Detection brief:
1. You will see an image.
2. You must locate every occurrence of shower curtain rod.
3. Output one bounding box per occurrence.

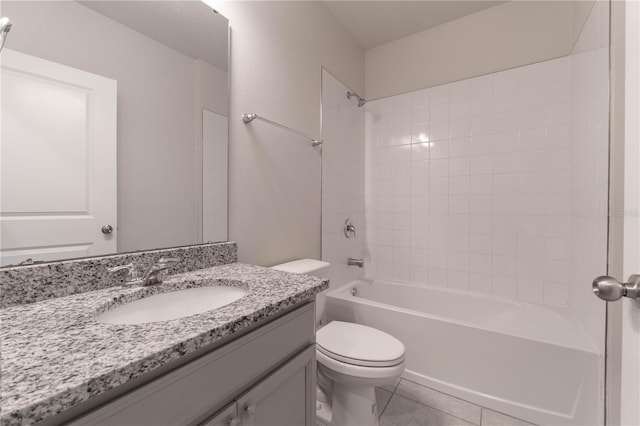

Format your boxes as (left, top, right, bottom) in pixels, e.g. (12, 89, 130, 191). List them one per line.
(241, 113, 323, 147)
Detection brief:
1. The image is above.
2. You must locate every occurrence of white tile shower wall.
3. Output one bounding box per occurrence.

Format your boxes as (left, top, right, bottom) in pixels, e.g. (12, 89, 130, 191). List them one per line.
(568, 0, 609, 352)
(322, 69, 366, 289)
(365, 57, 574, 306)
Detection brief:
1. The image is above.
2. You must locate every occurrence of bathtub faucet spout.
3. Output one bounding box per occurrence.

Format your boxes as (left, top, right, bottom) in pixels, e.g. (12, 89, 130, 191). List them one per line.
(348, 258, 364, 268)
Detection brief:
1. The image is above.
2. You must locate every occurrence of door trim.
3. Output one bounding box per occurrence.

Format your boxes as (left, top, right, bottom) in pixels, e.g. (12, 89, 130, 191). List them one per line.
(606, 0, 625, 424)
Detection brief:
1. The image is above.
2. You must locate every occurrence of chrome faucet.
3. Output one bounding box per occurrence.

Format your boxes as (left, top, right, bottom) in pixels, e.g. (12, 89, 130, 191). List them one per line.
(141, 258, 179, 285)
(108, 258, 179, 286)
(107, 263, 142, 286)
(348, 258, 364, 268)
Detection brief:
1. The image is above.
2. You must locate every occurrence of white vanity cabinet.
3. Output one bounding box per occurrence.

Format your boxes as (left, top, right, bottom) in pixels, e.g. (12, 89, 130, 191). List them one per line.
(64, 303, 316, 426)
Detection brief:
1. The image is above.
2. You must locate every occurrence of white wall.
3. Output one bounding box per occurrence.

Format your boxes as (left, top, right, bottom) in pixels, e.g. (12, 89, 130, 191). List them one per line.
(209, 1, 365, 266)
(195, 60, 230, 241)
(3, 1, 228, 253)
(568, 0, 610, 354)
(202, 111, 229, 243)
(198, 60, 229, 117)
(365, 0, 594, 100)
(320, 69, 365, 317)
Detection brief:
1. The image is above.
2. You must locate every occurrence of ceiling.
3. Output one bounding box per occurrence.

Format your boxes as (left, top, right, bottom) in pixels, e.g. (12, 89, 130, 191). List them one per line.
(323, 1, 507, 50)
(80, 1, 229, 70)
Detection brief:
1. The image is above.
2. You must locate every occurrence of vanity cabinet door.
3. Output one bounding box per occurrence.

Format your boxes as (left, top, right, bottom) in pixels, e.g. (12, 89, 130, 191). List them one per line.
(237, 345, 315, 426)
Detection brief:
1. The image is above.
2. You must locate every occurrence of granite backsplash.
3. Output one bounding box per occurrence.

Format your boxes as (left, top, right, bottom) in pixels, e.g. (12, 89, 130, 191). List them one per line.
(0, 242, 237, 308)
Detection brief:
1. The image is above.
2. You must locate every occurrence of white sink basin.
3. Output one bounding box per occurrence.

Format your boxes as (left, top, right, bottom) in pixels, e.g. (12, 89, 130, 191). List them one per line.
(97, 286, 248, 325)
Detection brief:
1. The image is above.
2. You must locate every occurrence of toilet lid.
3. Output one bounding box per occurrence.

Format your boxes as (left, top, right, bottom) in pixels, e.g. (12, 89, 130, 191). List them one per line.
(316, 321, 405, 367)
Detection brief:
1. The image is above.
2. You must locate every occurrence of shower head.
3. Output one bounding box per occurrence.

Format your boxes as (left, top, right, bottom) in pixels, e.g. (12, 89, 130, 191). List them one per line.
(0, 17, 12, 34)
(346, 91, 366, 107)
(0, 17, 12, 53)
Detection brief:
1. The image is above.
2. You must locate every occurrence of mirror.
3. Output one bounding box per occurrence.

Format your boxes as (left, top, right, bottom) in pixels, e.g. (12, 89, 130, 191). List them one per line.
(0, 1, 229, 267)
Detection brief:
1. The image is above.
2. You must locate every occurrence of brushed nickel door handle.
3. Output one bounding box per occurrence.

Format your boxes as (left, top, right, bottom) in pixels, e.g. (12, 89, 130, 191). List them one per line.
(593, 275, 640, 301)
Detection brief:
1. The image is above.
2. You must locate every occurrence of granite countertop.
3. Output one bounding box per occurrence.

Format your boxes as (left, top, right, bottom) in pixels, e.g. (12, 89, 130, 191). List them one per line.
(0, 263, 328, 426)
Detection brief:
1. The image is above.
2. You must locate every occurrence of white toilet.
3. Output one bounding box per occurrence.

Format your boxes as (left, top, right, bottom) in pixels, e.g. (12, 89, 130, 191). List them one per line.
(270, 259, 406, 426)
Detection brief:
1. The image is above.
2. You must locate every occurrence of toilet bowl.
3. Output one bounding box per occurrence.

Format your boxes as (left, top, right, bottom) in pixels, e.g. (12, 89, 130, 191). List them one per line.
(269, 260, 405, 426)
(315, 321, 405, 426)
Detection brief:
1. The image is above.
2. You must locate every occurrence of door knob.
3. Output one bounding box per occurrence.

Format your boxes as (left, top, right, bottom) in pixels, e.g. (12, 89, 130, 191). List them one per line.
(592, 274, 640, 301)
(101, 224, 114, 234)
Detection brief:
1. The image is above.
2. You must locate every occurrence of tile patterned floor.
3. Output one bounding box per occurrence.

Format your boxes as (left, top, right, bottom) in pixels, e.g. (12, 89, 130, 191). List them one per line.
(375, 379, 537, 426)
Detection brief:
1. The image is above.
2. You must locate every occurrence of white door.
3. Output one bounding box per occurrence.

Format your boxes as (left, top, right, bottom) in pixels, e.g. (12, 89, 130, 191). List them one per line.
(0, 49, 117, 266)
(620, 2, 639, 424)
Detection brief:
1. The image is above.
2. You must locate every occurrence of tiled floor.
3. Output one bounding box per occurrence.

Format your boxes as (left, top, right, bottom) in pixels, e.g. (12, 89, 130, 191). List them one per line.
(375, 379, 537, 426)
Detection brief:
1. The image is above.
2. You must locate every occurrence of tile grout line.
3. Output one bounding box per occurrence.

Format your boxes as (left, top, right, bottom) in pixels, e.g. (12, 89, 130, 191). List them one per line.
(392, 379, 485, 426)
(384, 391, 479, 426)
(379, 394, 392, 418)
(401, 378, 482, 410)
(397, 378, 483, 423)
(383, 379, 536, 425)
(378, 380, 400, 418)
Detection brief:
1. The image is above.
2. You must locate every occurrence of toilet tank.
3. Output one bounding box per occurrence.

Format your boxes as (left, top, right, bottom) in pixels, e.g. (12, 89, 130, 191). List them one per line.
(270, 259, 330, 278)
(271, 259, 331, 327)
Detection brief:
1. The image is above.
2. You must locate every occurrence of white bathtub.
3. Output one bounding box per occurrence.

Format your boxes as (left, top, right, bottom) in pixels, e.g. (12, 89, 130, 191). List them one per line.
(324, 279, 603, 426)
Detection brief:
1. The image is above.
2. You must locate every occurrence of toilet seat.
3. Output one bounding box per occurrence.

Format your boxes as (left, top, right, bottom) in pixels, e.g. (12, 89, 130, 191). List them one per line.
(317, 346, 404, 367)
(316, 321, 405, 368)
(316, 349, 406, 381)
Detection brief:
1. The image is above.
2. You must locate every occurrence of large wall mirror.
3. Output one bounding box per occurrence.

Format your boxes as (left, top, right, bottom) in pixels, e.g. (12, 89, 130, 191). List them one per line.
(0, 1, 229, 267)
